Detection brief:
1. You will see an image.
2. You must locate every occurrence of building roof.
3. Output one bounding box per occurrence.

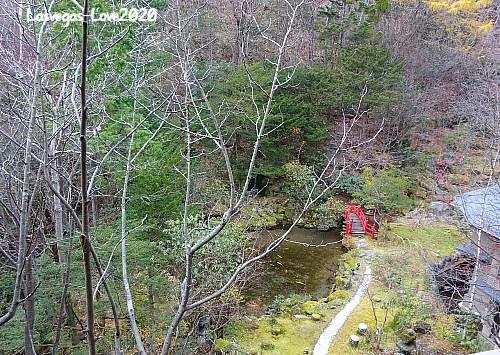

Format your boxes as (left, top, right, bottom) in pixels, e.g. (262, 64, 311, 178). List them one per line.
(472, 350, 500, 355)
(454, 184, 500, 240)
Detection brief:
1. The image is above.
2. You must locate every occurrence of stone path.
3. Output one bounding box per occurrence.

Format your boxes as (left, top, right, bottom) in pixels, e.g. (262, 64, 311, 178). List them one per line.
(313, 238, 372, 355)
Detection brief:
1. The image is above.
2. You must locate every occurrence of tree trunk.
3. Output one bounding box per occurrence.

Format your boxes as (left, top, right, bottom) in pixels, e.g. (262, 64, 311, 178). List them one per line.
(121, 134, 147, 355)
(80, 0, 96, 352)
(91, 197, 97, 228)
(232, 0, 248, 65)
(24, 252, 36, 355)
(51, 121, 63, 263)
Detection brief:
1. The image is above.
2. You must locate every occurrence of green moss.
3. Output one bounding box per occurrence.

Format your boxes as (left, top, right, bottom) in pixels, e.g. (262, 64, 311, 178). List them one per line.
(327, 289, 350, 302)
(228, 221, 465, 354)
(447, 174, 470, 185)
(229, 317, 322, 354)
(226, 294, 351, 355)
(271, 326, 284, 336)
(388, 223, 463, 256)
(339, 251, 358, 272)
(302, 300, 320, 315)
(466, 153, 500, 175)
(329, 295, 391, 354)
(214, 338, 232, 352)
(335, 275, 349, 289)
(334, 250, 359, 290)
(350, 221, 467, 353)
(432, 315, 455, 339)
(240, 198, 294, 230)
(311, 313, 322, 321)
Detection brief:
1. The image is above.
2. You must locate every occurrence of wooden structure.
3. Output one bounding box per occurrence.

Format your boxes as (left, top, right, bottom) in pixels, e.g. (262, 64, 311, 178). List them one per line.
(341, 204, 376, 239)
(454, 185, 500, 346)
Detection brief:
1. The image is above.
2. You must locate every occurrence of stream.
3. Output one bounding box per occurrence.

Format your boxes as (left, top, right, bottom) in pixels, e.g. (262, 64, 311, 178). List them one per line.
(243, 227, 345, 310)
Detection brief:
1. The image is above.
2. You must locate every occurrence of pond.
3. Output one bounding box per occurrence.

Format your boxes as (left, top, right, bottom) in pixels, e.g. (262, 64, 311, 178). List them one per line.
(242, 227, 345, 310)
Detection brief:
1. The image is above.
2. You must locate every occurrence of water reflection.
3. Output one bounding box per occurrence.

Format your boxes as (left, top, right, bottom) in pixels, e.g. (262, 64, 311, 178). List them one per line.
(243, 227, 345, 307)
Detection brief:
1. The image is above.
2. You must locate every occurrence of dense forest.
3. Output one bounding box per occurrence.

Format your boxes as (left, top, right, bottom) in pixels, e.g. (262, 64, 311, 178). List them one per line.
(0, 0, 498, 354)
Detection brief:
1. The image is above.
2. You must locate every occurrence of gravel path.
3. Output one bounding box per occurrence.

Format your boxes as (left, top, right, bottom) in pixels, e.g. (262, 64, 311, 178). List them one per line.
(313, 238, 373, 355)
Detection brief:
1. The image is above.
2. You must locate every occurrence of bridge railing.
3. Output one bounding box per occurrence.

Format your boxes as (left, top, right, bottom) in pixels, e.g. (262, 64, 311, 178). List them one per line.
(344, 210, 352, 236)
(338, 203, 376, 239)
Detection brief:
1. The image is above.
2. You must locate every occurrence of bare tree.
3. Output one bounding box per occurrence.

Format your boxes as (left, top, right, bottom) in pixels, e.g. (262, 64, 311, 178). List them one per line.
(0, 0, 56, 327)
(0, 0, 388, 353)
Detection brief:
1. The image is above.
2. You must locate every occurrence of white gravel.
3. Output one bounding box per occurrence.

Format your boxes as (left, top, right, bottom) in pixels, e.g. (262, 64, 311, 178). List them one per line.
(313, 264, 372, 355)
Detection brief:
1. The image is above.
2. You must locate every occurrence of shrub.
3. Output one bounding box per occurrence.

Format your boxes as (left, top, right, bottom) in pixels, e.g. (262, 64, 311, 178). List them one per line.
(282, 161, 316, 201)
(354, 168, 417, 214)
(335, 174, 363, 195)
(162, 216, 249, 290)
(214, 338, 232, 352)
(447, 312, 482, 352)
(267, 295, 287, 315)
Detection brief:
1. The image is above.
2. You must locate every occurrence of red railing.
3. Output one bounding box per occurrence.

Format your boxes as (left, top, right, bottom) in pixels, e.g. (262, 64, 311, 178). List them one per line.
(340, 204, 376, 239)
(344, 211, 352, 236)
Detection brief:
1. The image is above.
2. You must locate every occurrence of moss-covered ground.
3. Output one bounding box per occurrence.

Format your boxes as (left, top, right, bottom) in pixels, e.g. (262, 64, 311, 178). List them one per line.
(223, 255, 358, 354)
(223, 287, 356, 354)
(328, 222, 467, 354)
(224, 222, 470, 354)
(225, 315, 329, 354)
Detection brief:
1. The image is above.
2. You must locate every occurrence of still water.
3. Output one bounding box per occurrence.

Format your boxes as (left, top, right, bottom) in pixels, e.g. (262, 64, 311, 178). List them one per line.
(243, 227, 345, 307)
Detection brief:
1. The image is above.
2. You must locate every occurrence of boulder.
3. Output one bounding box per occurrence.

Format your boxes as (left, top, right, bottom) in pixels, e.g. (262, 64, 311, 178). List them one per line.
(428, 201, 451, 216)
(400, 328, 417, 344)
(397, 328, 417, 354)
(317, 224, 330, 231)
(261, 342, 275, 350)
(311, 313, 322, 321)
(396, 339, 416, 354)
(302, 301, 319, 315)
(414, 321, 431, 334)
(326, 290, 349, 302)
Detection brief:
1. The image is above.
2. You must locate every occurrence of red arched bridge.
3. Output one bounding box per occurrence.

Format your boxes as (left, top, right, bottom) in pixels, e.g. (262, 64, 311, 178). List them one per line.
(329, 202, 376, 239)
